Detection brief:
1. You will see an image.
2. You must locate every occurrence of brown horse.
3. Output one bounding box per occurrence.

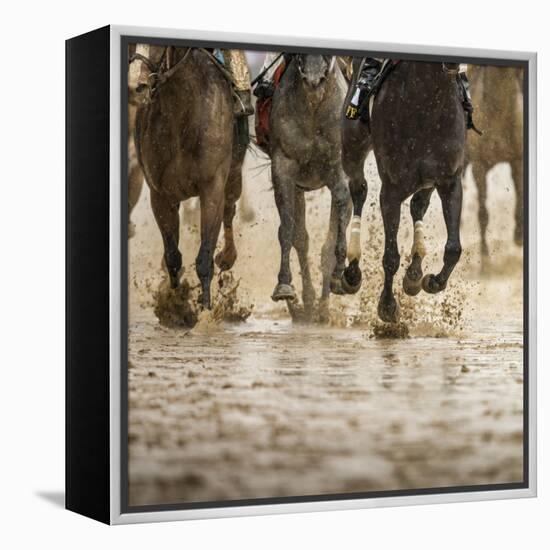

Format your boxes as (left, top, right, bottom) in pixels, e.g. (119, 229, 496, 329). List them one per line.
(467, 65, 524, 261)
(134, 46, 246, 308)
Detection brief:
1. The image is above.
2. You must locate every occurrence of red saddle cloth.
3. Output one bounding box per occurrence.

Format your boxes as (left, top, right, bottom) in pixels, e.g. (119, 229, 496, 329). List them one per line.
(254, 61, 286, 155)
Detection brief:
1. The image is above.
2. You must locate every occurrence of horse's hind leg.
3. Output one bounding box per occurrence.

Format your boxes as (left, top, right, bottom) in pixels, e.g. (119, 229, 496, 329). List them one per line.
(422, 174, 463, 294)
(471, 161, 490, 262)
(319, 187, 352, 320)
(342, 171, 368, 294)
(150, 189, 182, 288)
(511, 157, 524, 246)
(403, 187, 434, 296)
(196, 175, 226, 309)
(293, 189, 315, 317)
(215, 162, 242, 271)
(328, 174, 352, 295)
(378, 185, 402, 323)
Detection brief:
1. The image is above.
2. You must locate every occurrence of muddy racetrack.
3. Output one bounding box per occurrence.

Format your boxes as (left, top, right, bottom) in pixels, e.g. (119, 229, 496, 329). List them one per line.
(127, 151, 524, 506)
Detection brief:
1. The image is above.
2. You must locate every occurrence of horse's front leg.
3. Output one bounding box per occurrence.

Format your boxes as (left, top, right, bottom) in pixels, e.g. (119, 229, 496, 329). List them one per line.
(215, 161, 242, 271)
(342, 172, 368, 294)
(378, 185, 402, 323)
(271, 153, 297, 302)
(150, 189, 182, 288)
(422, 173, 463, 294)
(403, 187, 434, 296)
(341, 123, 371, 295)
(196, 172, 226, 309)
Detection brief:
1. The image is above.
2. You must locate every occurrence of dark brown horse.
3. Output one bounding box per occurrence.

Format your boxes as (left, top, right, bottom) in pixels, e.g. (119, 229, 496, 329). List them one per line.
(342, 60, 467, 323)
(467, 65, 523, 262)
(134, 46, 246, 308)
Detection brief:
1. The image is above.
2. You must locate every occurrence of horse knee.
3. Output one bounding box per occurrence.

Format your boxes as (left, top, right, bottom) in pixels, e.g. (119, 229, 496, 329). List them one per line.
(383, 249, 400, 276)
(444, 241, 462, 265)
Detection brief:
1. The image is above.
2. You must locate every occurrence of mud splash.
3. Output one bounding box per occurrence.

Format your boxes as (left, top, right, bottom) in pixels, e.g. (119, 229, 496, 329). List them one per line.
(152, 271, 253, 329)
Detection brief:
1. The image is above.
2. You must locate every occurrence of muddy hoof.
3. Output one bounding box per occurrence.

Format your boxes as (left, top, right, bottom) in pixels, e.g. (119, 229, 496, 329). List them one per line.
(403, 272, 422, 296)
(215, 249, 237, 271)
(378, 297, 400, 324)
(272, 283, 297, 302)
(421, 274, 446, 294)
(330, 275, 346, 295)
(342, 262, 362, 294)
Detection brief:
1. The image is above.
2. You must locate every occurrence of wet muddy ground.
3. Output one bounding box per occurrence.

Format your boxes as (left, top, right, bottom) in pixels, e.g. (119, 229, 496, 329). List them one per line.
(127, 153, 524, 506)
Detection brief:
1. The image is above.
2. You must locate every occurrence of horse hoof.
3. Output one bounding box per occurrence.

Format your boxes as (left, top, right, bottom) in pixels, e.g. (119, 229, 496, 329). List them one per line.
(272, 283, 297, 302)
(215, 248, 237, 272)
(128, 221, 136, 239)
(421, 274, 446, 294)
(330, 275, 346, 295)
(378, 299, 400, 324)
(403, 273, 422, 296)
(342, 263, 362, 294)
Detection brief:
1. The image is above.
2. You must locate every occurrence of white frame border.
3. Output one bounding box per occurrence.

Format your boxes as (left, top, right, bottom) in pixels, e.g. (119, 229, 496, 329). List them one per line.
(109, 24, 537, 525)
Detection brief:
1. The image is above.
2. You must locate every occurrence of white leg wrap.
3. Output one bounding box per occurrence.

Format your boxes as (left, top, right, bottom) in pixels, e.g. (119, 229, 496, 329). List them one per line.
(411, 221, 427, 258)
(348, 215, 362, 262)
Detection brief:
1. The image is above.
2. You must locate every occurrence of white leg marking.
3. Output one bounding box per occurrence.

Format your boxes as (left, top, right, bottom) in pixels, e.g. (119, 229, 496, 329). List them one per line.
(411, 220, 427, 258)
(348, 215, 362, 262)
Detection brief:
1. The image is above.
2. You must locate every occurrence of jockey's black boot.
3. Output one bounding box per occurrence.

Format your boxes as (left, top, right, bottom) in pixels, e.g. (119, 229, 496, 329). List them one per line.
(345, 57, 383, 120)
(234, 89, 254, 117)
(458, 71, 482, 135)
(253, 79, 275, 100)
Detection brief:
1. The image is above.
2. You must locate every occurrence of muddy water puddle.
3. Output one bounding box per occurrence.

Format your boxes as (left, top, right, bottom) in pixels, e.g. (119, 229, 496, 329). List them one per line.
(128, 307, 523, 506)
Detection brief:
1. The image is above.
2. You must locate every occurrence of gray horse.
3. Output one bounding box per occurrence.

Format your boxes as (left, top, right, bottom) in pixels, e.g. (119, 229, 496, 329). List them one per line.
(342, 60, 467, 323)
(268, 54, 351, 319)
(134, 46, 246, 308)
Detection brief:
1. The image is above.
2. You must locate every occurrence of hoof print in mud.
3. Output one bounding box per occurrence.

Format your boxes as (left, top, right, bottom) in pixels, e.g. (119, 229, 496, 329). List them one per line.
(271, 283, 297, 302)
(422, 274, 446, 294)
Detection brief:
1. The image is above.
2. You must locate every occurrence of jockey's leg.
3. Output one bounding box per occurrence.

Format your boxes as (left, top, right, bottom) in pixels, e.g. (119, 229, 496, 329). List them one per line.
(223, 49, 254, 117)
(253, 52, 284, 100)
(345, 57, 383, 121)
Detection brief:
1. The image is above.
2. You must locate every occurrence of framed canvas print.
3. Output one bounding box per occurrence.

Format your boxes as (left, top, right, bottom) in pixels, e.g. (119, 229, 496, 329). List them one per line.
(66, 25, 537, 525)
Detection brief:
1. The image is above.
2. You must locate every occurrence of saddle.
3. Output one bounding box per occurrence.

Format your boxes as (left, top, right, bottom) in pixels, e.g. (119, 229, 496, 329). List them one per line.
(253, 58, 288, 155)
(129, 47, 250, 145)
